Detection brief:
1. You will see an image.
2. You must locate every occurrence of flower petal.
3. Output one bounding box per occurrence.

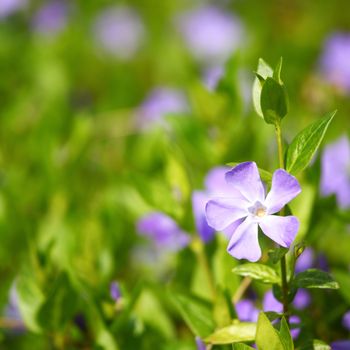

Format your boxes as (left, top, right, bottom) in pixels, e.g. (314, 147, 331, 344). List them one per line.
(227, 218, 261, 262)
(192, 191, 215, 242)
(225, 162, 265, 202)
(222, 217, 245, 239)
(265, 169, 301, 214)
(205, 197, 248, 231)
(259, 215, 299, 248)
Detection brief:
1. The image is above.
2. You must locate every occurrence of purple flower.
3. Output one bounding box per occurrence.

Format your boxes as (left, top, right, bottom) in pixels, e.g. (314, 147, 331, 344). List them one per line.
(0, 0, 26, 19)
(93, 6, 144, 60)
(32, 1, 68, 35)
(235, 299, 259, 322)
(320, 33, 350, 92)
(320, 135, 350, 209)
(3, 284, 25, 332)
(177, 6, 243, 65)
(136, 88, 188, 129)
(110, 281, 121, 302)
(295, 247, 315, 273)
(192, 166, 242, 243)
(331, 340, 350, 350)
(202, 66, 224, 91)
(206, 162, 301, 261)
(195, 336, 206, 350)
(342, 310, 350, 331)
(137, 212, 190, 252)
(293, 289, 311, 310)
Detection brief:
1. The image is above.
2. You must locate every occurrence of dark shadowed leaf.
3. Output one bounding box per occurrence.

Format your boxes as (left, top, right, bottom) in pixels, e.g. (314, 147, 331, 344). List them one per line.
(292, 269, 339, 289)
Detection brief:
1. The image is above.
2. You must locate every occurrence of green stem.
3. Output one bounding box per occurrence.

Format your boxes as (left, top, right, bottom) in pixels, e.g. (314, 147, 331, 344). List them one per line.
(275, 122, 289, 321)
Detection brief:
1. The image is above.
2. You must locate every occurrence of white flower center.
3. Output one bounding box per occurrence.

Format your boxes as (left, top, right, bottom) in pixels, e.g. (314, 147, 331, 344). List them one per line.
(248, 201, 267, 219)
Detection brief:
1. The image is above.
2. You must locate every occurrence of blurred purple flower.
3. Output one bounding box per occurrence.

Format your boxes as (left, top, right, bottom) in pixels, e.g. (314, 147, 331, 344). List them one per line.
(93, 6, 144, 60)
(331, 340, 350, 350)
(136, 88, 188, 129)
(110, 281, 121, 302)
(195, 336, 206, 350)
(192, 166, 242, 243)
(0, 0, 26, 18)
(320, 33, 350, 92)
(293, 289, 311, 310)
(206, 162, 301, 261)
(295, 247, 315, 273)
(177, 6, 243, 65)
(320, 135, 350, 209)
(342, 310, 350, 331)
(203, 66, 224, 90)
(32, 1, 68, 35)
(3, 284, 25, 332)
(137, 212, 190, 252)
(235, 299, 259, 322)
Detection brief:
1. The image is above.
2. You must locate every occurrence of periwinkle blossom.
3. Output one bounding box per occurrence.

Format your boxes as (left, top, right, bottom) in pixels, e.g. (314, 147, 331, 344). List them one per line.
(32, 1, 68, 35)
(342, 310, 350, 331)
(320, 135, 350, 209)
(3, 284, 25, 332)
(110, 281, 121, 302)
(195, 336, 206, 350)
(292, 289, 311, 310)
(177, 6, 243, 65)
(295, 247, 315, 273)
(137, 212, 190, 252)
(331, 340, 350, 350)
(192, 166, 241, 242)
(202, 66, 224, 91)
(93, 6, 144, 60)
(206, 162, 301, 262)
(235, 299, 259, 322)
(136, 88, 188, 130)
(0, 0, 26, 19)
(319, 33, 350, 92)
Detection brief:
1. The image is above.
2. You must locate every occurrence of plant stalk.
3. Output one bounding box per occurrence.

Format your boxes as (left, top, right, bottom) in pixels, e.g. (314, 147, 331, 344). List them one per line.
(275, 121, 289, 321)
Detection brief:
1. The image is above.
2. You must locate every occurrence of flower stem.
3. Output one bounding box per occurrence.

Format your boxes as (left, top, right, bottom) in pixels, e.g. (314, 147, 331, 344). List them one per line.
(275, 121, 289, 321)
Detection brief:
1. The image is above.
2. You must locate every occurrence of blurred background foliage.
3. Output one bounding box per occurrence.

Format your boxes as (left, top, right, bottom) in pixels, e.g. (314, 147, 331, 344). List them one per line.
(0, 0, 350, 349)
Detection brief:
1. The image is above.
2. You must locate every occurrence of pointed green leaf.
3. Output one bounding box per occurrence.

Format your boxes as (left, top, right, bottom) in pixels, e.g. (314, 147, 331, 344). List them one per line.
(205, 322, 256, 344)
(256, 312, 284, 350)
(253, 58, 273, 117)
(171, 292, 215, 338)
(279, 318, 294, 350)
(286, 111, 336, 175)
(273, 57, 283, 84)
(233, 263, 280, 284)
(260, 77, 288, 125)
(232, 343, 256, 349)
(292, 269, 339, 289)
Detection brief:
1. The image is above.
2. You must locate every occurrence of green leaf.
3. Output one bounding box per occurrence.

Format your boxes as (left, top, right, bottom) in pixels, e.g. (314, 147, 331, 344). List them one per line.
(286, 111, 336, 175)
(233, 263, 280, 284)
(332, 269, 350, 305)
(205, 322, 256, 344)
(227, 163, 272, 183)
(253, 58, 273, 117)
(37, 272, 78, 331)
(273, 57, 283, 84)
(268, 247, 289, 264)
(256, 312, 284, 350)
(171, 291, 215, 338)
(260, 77, 288, 125)
(213, 288, 235, 328)
(279, 318, 294, 350)
(233, 344, 255, 350)
(298, 339, 331, 350)
(292, 269, 339, 289)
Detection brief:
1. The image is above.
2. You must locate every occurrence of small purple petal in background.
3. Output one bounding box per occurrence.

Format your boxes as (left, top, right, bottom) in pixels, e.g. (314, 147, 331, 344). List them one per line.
(136, 88, 188, 129)
(110, 281, 121, 302)
(320, 135, 350, 209)
(235, 299, 259, 322)
(137, 212, 190, 252)
(320, 33, 350, 92)
(3, 284, 25, 332)
(289, 315, 301, 339)
(331, 340, 350, 350)
(32, 1, 68, 35)
(293, 289, 311, 310)
(203, 65, 224, 91)
(295, 247, 314, 273)
(0, 0, 26, 19)
(93, 6, 144, 60)
(195, 336, 206, 350)
(263, 290, 283, 313)
(177, 6, 244, 65)
(342, 310, 350, 331)
(192, 191, 215, 243)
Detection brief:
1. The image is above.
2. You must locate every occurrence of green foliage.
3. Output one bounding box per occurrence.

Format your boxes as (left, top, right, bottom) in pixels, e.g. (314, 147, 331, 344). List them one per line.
(332, 269, 350, 304)
(292, 269, 339, 289)
(205, 322, 256, 344)
(286, 111, 336, 175)
(268, 247, 289, 264)
(232, 263, 280, 284)
(232, 344, 256, 350)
